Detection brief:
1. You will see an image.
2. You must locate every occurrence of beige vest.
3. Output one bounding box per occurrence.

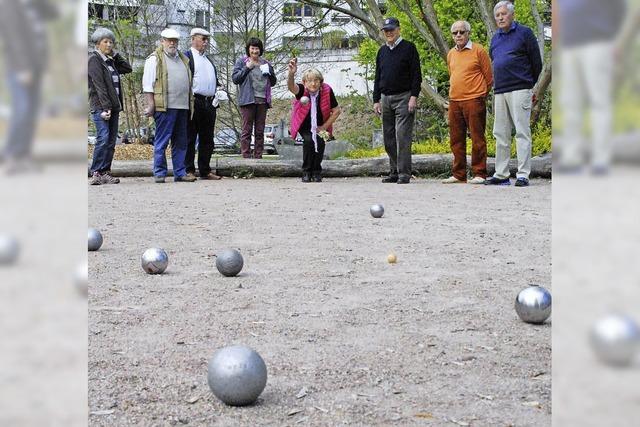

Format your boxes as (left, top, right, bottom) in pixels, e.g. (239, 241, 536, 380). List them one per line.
(151, 47, 193, 115)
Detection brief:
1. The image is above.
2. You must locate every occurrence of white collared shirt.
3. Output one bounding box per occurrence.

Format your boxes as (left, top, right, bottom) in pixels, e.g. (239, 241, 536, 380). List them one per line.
(387, 36, 403, 50)
(455, 40, 473, 51)
(190, 47, 217, 97)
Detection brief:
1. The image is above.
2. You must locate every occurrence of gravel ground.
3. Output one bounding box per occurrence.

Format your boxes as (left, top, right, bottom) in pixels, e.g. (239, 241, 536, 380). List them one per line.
(89, 177, 551, 426)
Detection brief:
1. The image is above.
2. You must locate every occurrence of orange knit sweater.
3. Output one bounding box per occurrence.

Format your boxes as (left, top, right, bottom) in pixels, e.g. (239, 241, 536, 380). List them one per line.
(447, 43, 493, 101)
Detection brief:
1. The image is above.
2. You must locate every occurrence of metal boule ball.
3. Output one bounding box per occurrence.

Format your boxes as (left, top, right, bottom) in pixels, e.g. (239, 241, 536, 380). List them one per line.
(590, 313, 640, 367)
(88, 228, 103, 251)
(207, 345, 267, 406)
(74, 262, 88, 296)
(370, 204, 384, 218)
(141, 248, 169, 274)
(216, 249, 244, 277)
(0, 234, 20, 265)
(515, 285, 552, 324)
(300, 96, 310, 105)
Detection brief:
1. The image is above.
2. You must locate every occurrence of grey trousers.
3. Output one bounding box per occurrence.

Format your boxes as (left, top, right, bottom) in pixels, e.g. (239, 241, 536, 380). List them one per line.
(381, 91, 414, 179)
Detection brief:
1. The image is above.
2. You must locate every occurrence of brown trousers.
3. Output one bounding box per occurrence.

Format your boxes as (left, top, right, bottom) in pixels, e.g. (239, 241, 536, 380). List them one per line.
(448, 97, 488, 180)
(240, 103, 267, 159)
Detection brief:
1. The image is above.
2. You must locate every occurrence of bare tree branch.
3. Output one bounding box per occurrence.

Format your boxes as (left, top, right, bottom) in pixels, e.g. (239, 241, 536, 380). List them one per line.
(393, 0, 439, 53)
(413, 0, 448, 59)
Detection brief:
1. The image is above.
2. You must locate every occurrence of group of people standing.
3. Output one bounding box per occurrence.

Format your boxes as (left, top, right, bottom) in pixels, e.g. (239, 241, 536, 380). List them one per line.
(88, 28, 278, 185)
(375, 1, 542, 186)
(88, 0, 542, 187)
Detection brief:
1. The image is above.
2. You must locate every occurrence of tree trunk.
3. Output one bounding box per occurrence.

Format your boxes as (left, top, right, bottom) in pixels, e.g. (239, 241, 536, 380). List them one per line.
(531, 59, 552, 125)
(107, 154, 552, 178)
(529, 0, 545, 58)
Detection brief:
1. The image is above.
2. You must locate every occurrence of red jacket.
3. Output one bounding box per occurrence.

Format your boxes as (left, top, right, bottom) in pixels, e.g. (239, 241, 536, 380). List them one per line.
(290, 83, 334, 139)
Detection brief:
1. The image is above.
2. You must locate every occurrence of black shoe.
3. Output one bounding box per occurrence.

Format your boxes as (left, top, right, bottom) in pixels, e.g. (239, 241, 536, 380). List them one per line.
(301, 173, 311, 183)
(313, 174, 322, 182)
(397, 177, 410, 184)
(382, 175, 398, 183)
(174, 174, 197, 182)
(484, 176, 511, 186)
(514, 177, 530, 187)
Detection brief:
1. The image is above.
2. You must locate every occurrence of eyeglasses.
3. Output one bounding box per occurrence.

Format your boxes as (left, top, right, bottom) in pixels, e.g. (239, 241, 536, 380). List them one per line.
(451, 30, 468, 35)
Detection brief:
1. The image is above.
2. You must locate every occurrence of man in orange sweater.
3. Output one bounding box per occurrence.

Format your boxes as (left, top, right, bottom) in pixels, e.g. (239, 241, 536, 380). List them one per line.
(442, 20, 493, 184)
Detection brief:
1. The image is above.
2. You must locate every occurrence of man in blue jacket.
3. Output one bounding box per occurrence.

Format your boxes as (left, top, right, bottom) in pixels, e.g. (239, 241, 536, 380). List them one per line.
(486, 1, 542, 187)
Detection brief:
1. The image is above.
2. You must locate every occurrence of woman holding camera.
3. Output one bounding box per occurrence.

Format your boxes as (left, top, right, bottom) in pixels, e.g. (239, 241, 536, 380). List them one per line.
(232, 37, 277, 159)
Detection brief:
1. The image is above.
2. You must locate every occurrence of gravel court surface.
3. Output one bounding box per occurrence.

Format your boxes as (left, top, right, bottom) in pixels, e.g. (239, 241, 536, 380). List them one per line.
(89, 177, 551, 426)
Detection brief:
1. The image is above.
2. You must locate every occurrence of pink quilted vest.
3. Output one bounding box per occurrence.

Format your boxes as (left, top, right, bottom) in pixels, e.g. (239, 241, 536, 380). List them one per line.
(290, 83, 334, 139)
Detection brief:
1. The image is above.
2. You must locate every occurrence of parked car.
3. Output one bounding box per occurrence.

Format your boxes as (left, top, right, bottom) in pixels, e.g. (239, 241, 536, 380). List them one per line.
(124, 127, 154, 144)
(250, 123, 282, 155)
(214, 127, 240, 153)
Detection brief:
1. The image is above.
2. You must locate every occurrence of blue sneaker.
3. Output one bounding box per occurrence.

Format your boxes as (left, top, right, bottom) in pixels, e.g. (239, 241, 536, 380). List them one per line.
(484, 176, 511, 186)
(514, 177, 530, 187)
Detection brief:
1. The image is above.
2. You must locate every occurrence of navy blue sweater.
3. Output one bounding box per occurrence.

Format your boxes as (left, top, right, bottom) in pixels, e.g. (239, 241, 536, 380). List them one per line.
(489, 22, 542, 94)
(373, 39, 422, 103)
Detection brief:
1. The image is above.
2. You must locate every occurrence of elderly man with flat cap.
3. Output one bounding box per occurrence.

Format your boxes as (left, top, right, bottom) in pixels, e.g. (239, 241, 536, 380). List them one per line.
(373, 17, 422, 184)
(142, 28, 195, 183)
(183, 27, 223, 181)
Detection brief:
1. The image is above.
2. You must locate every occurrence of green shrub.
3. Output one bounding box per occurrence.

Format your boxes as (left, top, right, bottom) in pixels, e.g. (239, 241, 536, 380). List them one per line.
(343, 123, 552, 159)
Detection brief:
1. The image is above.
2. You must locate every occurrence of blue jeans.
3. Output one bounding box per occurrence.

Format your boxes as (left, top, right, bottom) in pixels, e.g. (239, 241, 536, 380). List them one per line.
(153, 109, 188, 178)
(2, 71, 41, 160)
(90, 110, 120, 174)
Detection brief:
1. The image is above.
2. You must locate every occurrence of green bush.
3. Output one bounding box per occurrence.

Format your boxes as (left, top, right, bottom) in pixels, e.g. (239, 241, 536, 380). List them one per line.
(344, 123, 552, 159)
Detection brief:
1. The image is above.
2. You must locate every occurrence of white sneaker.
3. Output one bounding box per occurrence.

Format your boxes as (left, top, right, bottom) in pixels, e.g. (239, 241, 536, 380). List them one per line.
(442, 176, 465, 184)
(468, 176, 486, 184)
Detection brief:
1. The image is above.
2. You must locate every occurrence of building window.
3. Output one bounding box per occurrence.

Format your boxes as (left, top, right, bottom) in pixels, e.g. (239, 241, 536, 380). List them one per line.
(283, 2, 316, 22)
(195, 10, 210, 28)
(88, 3, 106, 20)
(331, 13, 351, 24)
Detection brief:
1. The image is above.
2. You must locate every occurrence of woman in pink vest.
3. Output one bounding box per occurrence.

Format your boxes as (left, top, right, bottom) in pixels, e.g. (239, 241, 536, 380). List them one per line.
(287, 58, 341, 182)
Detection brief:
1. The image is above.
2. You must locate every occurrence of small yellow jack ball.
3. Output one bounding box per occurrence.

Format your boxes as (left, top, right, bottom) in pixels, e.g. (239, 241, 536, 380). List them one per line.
(387, 253, 397, 264)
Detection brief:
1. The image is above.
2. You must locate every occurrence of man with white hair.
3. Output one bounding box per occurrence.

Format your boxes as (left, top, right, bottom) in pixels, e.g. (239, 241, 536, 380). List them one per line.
(142, 28, 195, 183)
(442, 20, 493, 185)
(486, 0, 542, 187)
(183, 28, 223, 180)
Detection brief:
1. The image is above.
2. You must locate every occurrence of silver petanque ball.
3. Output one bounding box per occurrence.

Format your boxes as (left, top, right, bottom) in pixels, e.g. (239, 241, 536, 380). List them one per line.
(216, 249, 244, 277)
(370, 204, 384, 218)
(141, 248, 169, 274)
(300, 96, 310, 105)
(0, 234, 20, 265)
(207, 345, 267, 406)
(515, 285, 552, 324)
(590, 314, 640, 367)
(88, 228, 103, 251)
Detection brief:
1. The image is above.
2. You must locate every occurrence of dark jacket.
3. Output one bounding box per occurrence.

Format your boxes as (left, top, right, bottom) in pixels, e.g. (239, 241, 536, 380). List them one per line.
(88, 51, 132, 113)
(231, 56, 276, 107)
(0, 0, 57, 73)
